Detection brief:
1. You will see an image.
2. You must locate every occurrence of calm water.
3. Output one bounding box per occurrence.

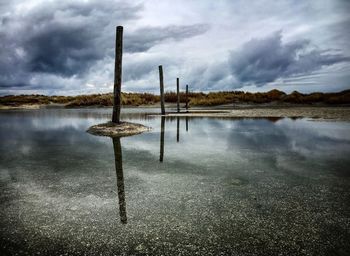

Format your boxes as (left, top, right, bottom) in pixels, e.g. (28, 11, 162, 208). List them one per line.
(0, 108, 349, 255)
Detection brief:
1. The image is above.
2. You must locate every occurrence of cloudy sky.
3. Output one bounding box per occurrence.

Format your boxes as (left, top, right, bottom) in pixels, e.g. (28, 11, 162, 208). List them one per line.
(0, 0, 349, 95)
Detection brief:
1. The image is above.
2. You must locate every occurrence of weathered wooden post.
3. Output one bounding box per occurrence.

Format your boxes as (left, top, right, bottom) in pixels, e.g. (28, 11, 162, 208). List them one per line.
(185, 84, 189, 112)
(177, 78, 180, 113)
(112, 137, 127, 224)
(176, 117, 180, 142)
(159, 66, 165, 115)
(112, 26, 123, 124)
(159, 117, 165, 162)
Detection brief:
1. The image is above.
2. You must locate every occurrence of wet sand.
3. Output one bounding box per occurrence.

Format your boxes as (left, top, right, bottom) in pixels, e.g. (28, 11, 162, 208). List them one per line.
(1, 104, 350, 121)
(162, 106, 350, 121)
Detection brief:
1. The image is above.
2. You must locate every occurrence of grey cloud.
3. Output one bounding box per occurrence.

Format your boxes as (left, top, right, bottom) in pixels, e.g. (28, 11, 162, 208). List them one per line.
(123, 56, 177, 81)
(0, 0, 208, 91)
(228, 31, 350, 86)
(0, 0, 142, 88)
(186, 63, 233, 91)
(124, 24, 209, 53)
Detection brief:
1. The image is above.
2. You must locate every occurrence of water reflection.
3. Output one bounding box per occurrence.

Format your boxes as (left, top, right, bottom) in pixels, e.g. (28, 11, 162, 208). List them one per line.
(186, 116, 188, 132)
(112, 137, 127, 224)
(176, 117, 180, 142)
(160, 117, 165, 162)
(1, 109, 350, 254)
(0, 108, 159, 121)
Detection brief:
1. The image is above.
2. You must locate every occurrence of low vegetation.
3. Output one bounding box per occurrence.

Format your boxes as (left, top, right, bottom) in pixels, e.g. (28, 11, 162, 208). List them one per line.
(1, 89, 349, 108)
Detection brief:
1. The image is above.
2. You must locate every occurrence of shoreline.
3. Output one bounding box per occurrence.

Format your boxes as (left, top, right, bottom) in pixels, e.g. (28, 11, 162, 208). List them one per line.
(1, 104, 350, 121)
(157, 107, 350, 121)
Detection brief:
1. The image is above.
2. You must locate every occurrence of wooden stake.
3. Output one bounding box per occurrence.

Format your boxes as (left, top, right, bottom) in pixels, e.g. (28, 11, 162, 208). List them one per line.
(112, 26, 123, 123)
(185, 84, 189, 112)
(159, 66, 165, 115)
(177, 78, 180, 113)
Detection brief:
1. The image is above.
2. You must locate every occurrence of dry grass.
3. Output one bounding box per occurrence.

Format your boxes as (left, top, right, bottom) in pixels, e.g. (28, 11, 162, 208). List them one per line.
(1, 89, 349, 108)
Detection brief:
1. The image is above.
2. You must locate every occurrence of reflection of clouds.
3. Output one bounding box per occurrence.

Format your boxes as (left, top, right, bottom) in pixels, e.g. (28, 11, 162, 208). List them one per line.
(31, 117, 96, 131)
(276, 119, 350, 159)
(277, 119, 350, 141)
(124, 117, 244, 166)
(20, 145, 32, 155)
(225, 118, 350, 160)
(1, 109, 350, 178)
(121, 116, 350, 179)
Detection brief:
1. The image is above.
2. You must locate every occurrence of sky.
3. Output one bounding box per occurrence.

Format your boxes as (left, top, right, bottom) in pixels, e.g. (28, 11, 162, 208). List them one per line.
(0, 0, 349, 95)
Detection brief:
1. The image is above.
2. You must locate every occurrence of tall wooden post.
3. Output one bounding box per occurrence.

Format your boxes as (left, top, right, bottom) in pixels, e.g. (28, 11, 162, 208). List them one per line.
(112, 137, 127, 224)
(177, 78, 180, 113)
(112, 26, 123, 124)
(185, 84, 189, 112)
(159, 66, 165, 115)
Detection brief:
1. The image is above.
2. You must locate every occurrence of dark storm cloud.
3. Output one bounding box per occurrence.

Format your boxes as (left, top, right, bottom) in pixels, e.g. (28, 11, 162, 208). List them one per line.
(0, 0, 208, 90)
(124, 24, 209, 52)
(228, 31, 350, 86)
(0, 0, 142, 88)
(26, 26, 103, 76)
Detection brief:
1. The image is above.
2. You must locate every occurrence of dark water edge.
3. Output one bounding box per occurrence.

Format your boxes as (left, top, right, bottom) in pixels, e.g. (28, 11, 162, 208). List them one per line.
(0, 108, 349, 255)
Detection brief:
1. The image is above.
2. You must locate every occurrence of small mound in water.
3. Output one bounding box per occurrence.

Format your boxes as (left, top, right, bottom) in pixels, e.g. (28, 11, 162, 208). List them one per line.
(87, 121, 151, 137)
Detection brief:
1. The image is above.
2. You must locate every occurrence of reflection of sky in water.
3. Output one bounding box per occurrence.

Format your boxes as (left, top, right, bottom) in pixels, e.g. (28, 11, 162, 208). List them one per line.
(0, 108, 349, 255)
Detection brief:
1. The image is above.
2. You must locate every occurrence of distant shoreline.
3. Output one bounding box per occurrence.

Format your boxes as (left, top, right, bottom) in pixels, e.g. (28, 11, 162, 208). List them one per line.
(1, 103, 349, 121)
(160, 106, 350, 122)
(1, 89, 350, 110)
(1, 89, 350, 121)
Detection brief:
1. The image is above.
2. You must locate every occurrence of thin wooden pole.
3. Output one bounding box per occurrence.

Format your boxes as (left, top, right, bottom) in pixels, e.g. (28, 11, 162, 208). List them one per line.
(112, 26, 123, 123)
(112, 137, 127, 224)
(185, 84, 189, 112)
(177, 78, 180, 113)
(159, 66, 165, 115)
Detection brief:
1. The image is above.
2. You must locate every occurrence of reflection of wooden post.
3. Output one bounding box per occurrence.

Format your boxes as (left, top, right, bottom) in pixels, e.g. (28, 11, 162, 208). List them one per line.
(185, 84, 189, 112)
(186, 116, 188, 132)
(177, 78, 180, 113)
(160, 117, 165, 162)
(112, 26, 123, 124)
(159, 66, 165, 115)
(112, 137, 127, 224)
(176, 117, 180, 142)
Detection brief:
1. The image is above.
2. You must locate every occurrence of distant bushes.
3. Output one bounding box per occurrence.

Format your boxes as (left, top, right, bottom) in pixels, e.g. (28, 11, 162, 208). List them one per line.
(281, 90, 350, 104)
(66, 94, 113, 107)
(65, 93, 159, 107)
(186, 90, 286, 105)
(1, 89, 350, 107)
(0, 95, 51, 106)
(0, 94, 76, 106)
(122, 92, 159, 106)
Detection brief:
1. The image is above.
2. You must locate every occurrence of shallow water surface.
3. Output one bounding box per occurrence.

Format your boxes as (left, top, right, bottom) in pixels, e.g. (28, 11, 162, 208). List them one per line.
(0, 108, 349, 255)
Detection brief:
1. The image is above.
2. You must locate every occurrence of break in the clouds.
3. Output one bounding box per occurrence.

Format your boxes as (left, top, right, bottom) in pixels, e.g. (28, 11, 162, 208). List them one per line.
(0, 0, 349, 95)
